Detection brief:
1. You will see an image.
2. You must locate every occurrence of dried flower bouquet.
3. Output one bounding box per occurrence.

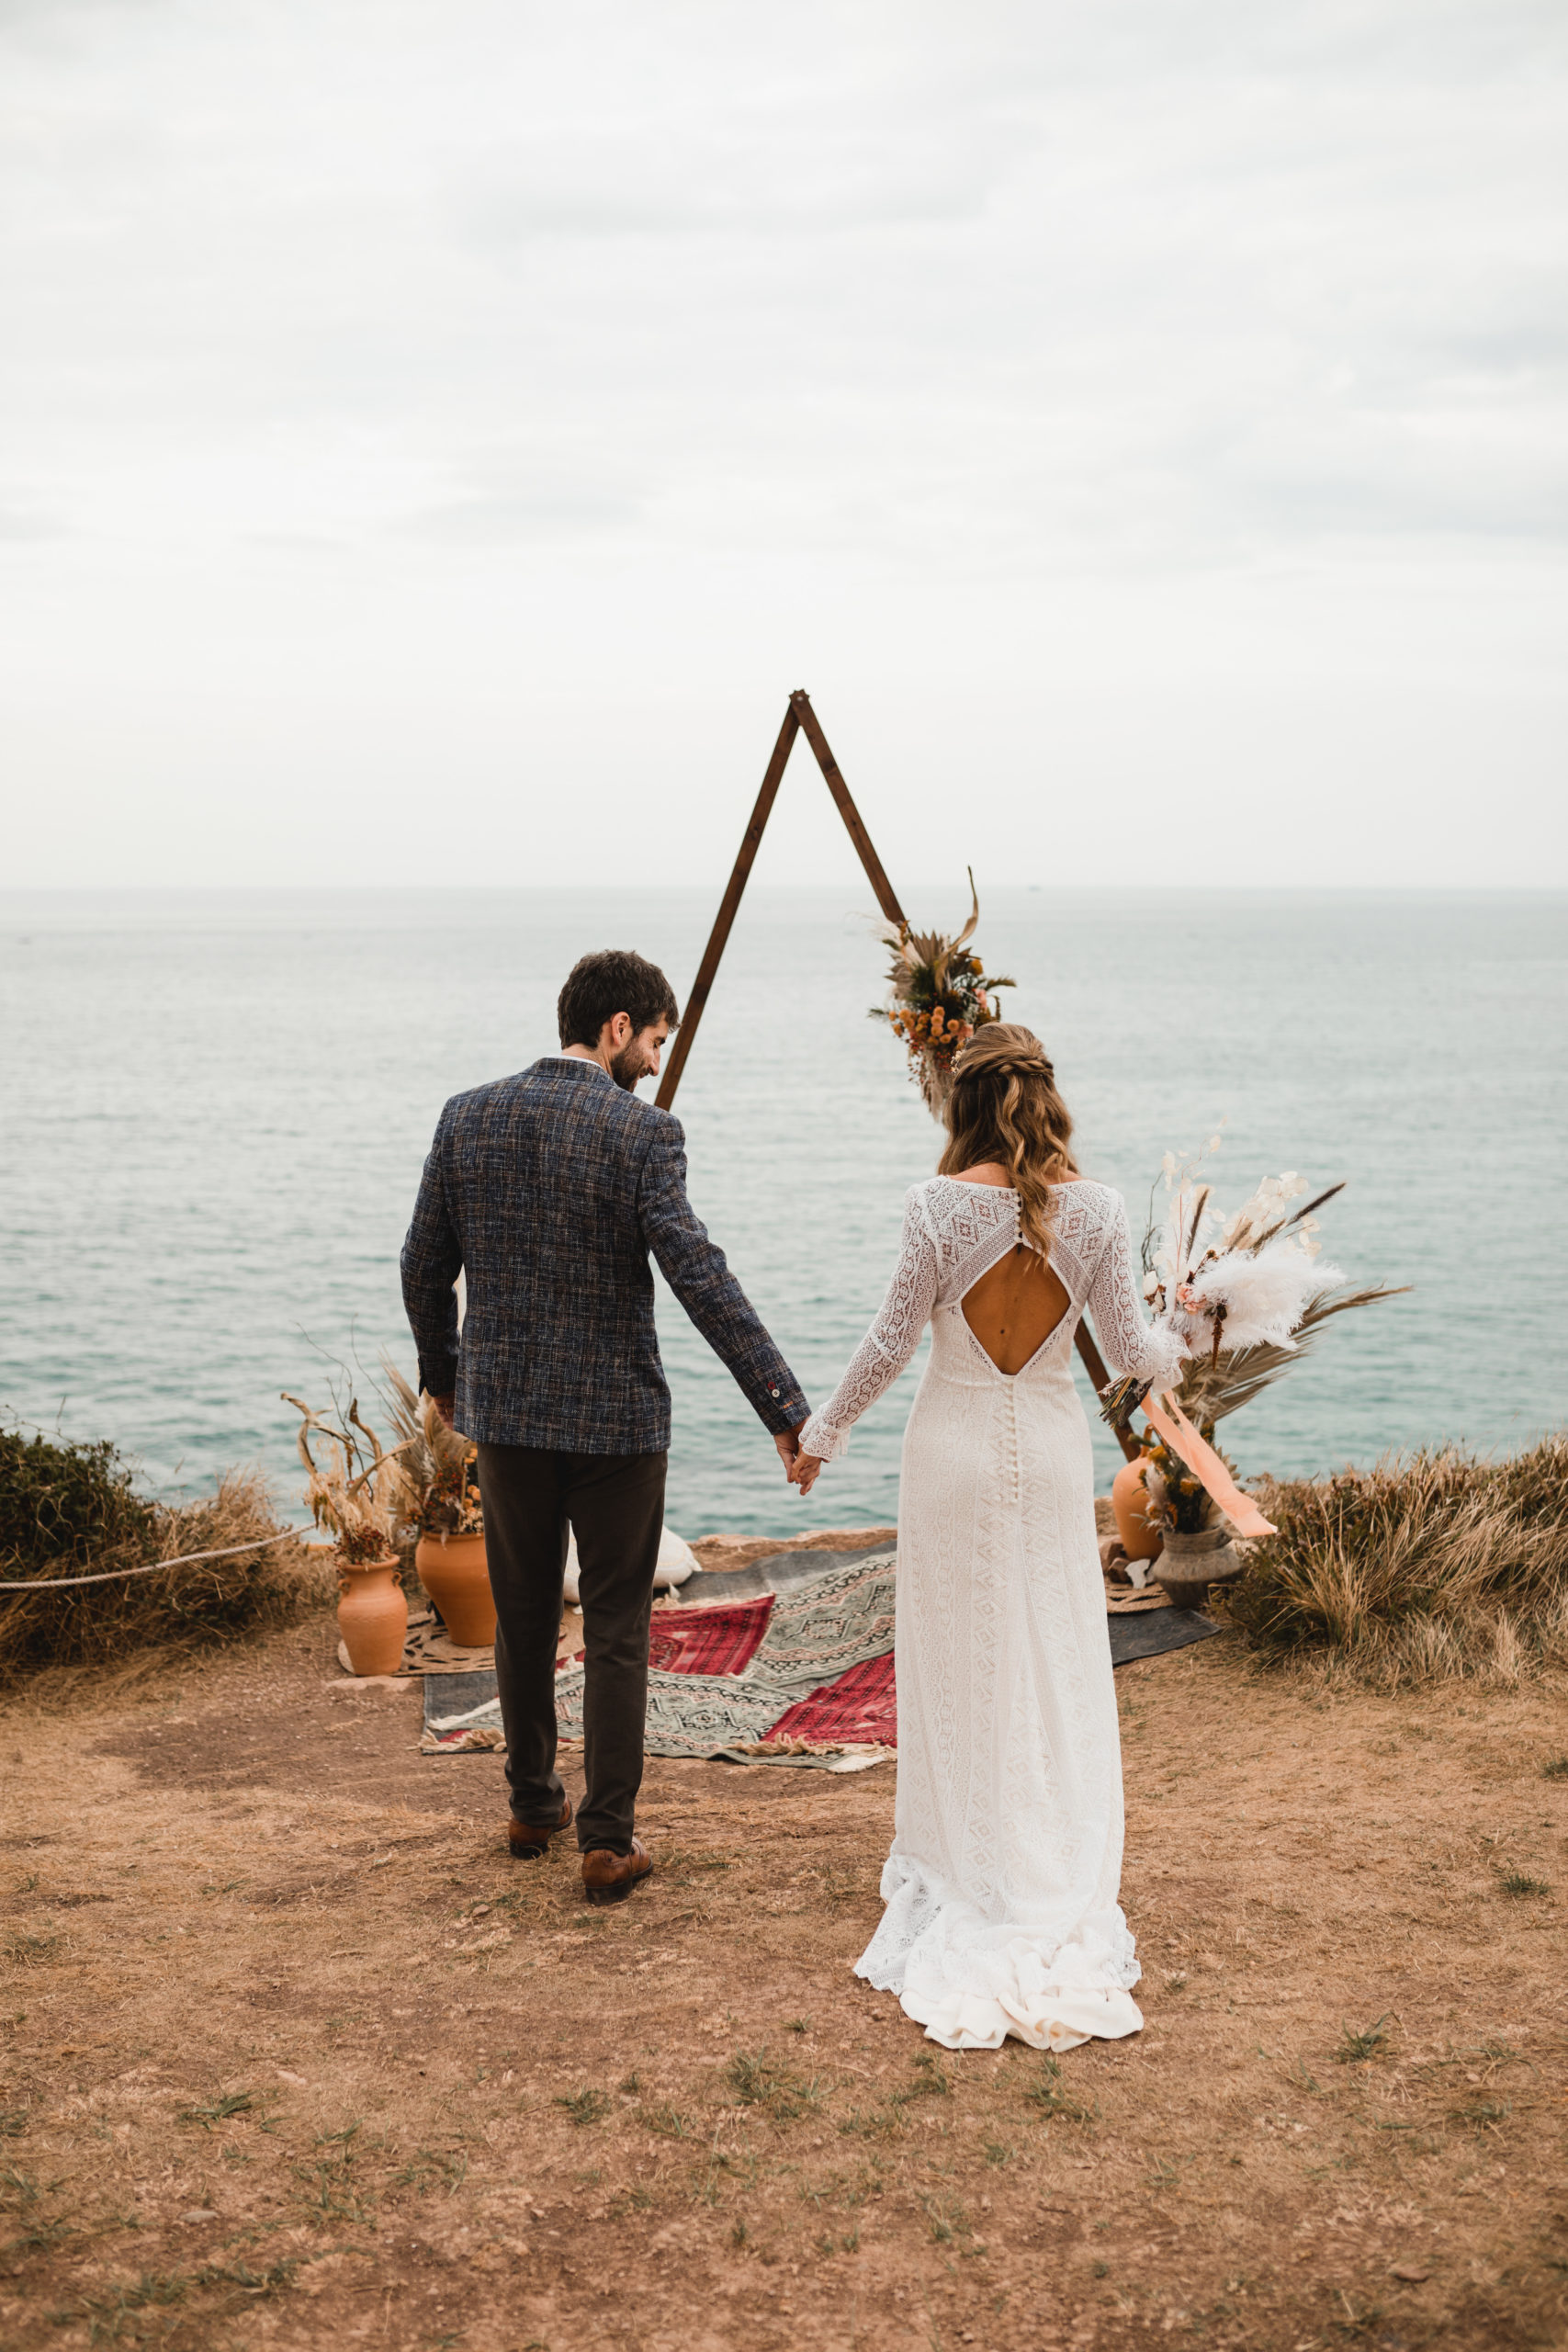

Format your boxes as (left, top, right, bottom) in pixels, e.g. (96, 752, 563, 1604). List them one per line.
(870, 868, 1014, 1115)
(282, 1389, 412, 1565)
(1101, 1138, 1406, 1535)
(378, 1361, 483, 1536)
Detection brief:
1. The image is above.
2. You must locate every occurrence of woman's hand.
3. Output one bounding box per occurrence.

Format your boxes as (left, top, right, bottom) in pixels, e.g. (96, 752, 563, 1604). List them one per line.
(789, 1452, 826, 1495)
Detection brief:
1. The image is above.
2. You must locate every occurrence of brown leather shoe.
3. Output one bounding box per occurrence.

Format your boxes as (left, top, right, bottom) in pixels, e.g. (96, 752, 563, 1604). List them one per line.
(581, 1837, 653, 1905)
(508, 1795, 572, 1860)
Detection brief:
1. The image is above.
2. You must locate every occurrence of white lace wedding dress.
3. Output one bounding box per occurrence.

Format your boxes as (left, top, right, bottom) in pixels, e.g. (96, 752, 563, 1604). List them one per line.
(799, 1177, 1188, 2053)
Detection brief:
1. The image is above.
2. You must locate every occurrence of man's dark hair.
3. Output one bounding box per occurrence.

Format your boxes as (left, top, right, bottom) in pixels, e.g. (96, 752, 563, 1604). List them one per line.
(557, 950, 680, 1049)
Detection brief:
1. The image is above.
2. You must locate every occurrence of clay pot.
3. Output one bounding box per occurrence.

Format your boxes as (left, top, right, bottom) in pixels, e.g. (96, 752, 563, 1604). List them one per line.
(336, 1554, 408, 1677)
(1111, 1456, 1164, 1562)
(415, 1529, 496, 1647)
(1155, 1524, 1241, 1612)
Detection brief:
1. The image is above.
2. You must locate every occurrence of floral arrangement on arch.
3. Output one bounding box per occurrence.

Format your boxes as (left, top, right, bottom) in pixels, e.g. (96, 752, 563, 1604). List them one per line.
(870, 870, 1014, 1115)
(1100, 1136, 1406, 1534)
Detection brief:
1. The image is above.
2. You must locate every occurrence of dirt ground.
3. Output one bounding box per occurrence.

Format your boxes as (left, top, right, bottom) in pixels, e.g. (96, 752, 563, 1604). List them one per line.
(3, 1558, 1567, 2352)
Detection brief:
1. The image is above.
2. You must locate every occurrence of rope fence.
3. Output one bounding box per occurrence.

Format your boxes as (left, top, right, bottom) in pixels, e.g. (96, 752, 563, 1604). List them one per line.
(0, 1527, 314, 1592)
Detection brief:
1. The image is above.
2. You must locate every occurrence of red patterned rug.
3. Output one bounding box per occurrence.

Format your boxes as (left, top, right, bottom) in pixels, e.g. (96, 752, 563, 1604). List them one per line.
(761, 1651, 897, 1748)
(647, 1595, 775, 1678)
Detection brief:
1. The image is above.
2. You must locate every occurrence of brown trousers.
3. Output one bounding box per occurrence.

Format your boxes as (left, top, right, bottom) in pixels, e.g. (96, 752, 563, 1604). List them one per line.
(474, 1443, 666, 1855)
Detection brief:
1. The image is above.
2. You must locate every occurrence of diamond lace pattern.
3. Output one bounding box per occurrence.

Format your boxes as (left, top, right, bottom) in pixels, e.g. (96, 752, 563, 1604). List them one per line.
(800, 1178, 1183, 2053)
(799, 1179, 1185, 1463)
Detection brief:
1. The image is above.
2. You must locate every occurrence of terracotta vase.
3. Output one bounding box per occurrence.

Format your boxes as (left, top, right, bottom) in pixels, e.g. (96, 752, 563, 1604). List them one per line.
(1111, 1456, 1164, 1562)
(336, 1554, 408, 1677)
(1154, 1524, 1241, 1612)
(415, 1529, 496, 1646)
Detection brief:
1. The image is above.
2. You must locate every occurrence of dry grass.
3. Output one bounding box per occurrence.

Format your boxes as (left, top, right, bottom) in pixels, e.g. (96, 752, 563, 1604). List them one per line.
(2, 1610, 1566, 2351)
(1218, 1433, 1568, 1690)
(0, 1433, 324, 1684)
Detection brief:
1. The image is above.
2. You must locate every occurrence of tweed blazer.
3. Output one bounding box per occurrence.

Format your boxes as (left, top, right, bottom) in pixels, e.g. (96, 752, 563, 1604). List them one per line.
(400, 1057, 809, 1454)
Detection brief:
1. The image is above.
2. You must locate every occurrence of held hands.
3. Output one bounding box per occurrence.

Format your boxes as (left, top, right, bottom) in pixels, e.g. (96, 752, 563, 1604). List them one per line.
(773, 1423, 827, 1496)
(790, 1452, 825, 1495)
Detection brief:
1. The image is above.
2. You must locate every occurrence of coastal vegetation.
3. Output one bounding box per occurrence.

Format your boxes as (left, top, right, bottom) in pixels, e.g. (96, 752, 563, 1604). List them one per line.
(0, 1425, 317, 1683)
(1222, 1431, 1568, 1688)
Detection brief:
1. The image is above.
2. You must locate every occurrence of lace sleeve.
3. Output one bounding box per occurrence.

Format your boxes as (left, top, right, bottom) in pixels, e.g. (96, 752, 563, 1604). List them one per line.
(799, 1192, 939, 1462)
(1085, 1190, 1190, 1396)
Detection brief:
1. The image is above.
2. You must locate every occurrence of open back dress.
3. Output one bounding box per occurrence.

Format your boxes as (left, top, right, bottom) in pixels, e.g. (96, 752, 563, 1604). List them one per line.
(798, 1176, 1187, 2052)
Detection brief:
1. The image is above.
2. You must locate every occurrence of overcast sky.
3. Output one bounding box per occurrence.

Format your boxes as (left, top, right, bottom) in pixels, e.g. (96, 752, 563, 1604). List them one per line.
(3, 0, 1564, 889)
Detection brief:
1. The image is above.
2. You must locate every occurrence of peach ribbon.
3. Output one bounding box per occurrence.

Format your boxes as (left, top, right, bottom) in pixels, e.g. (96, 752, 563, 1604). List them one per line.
(1140, 1392, 1277, 1539)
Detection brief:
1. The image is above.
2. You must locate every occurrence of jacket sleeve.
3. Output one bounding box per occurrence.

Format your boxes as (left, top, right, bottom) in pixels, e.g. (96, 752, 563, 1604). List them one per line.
(636, 1116, 809, 1437)
(400, 1102, 463, 1400)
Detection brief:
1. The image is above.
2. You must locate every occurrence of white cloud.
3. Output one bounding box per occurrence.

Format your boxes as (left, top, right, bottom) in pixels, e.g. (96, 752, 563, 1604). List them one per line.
(1, 0, 1564, 885)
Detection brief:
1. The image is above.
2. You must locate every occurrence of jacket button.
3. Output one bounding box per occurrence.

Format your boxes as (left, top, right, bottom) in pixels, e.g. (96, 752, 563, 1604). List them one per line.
(769, 1385, 779, 1396)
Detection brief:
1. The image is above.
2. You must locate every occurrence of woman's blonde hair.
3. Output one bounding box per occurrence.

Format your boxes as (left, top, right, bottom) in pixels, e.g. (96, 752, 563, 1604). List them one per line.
(938, 1023, 1078, 1258)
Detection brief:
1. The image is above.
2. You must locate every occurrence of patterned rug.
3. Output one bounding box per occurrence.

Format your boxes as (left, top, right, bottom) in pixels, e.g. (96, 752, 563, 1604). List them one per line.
(764, 1651, 898, 1748)
(423, 1551, 899, 1765)
(419, 1543, 1226, 1764)
(647, 1595, 773, 1676)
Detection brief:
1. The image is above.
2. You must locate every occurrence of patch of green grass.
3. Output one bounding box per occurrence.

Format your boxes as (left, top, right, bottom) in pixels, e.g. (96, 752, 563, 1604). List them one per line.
(725, 2049, 820, 2123)
(1541, 1756, 1568, 1781)
(78, 2268, 191, 2341)
(555, 2088, 610, 2127)
(786, 2018, 810, 2035)
(2, 1931, 62, 1968)
(1450, 2098, 1511, 2132)
(178, 2091, 255, 2131)
(835, 2103, 905, 2142)
(924, 2196, 972, 2245)
(1497, 1871, 1551, 1897)
(1335, 2015, 1392, 2064)
(194, 2256, 299, 2300)
(637, 2103, 693, 2141)
(890, 2051, 951, 2106)
(616, 2072, 640, 2096)
(982, 2138, 1015, 2167)
(1022, 2053, 1094, 2123)
(729, 2217, 748, 2248)
(816, 2227, 861, 2255)
(394, 2146, 468, 2198)
(292, 2126, 376, 2226)
(0, 2110, 28, 2140)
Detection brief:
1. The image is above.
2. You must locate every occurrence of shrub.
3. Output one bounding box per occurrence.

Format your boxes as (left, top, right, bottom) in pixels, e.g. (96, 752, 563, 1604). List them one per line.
(1215, 1433, 1568, 1686)
(0, 1426, 324, 1680)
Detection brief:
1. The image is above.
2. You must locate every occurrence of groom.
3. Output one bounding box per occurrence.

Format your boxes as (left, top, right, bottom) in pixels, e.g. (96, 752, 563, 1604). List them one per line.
(400, 948, 810, 1905)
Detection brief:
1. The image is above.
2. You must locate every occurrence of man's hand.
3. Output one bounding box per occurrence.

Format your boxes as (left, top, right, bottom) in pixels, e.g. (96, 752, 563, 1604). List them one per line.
(773, 1423, 805, 1476)
(789, 1450, 825, 1495)
(431, 1393, 457, 1430)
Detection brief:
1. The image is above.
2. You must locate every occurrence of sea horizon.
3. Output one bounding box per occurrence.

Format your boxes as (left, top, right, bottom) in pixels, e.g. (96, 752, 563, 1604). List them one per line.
(3, 884, 1564, 1539)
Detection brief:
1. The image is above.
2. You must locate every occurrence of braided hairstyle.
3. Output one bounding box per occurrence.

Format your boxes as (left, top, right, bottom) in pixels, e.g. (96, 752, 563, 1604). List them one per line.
(937, 1023, 1078, 1260)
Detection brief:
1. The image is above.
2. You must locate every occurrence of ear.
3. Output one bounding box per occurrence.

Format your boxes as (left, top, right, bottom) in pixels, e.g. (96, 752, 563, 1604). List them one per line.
(605, 1012, 634, 1051)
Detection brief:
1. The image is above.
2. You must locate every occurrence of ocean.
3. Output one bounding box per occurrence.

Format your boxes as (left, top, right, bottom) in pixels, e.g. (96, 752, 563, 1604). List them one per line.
(2, 888, 1563, 1540)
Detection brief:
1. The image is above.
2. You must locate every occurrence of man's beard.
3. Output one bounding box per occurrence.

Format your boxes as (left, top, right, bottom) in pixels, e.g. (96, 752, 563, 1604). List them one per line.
(610, 1039, 650, 1091)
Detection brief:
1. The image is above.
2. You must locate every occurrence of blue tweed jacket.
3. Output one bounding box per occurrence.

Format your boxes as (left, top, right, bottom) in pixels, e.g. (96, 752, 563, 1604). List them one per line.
(400, 1057, 809, 1454)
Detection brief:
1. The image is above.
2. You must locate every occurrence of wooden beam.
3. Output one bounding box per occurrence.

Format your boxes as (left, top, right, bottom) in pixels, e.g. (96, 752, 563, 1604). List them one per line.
(1073, 1322, 1142, 1462)
(789, 690, 906, 928)
(654, 701, 801, 1113)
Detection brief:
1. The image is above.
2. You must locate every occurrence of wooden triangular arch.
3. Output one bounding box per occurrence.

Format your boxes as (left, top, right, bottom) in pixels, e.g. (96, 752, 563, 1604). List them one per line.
(656, 688, 1135, 1453)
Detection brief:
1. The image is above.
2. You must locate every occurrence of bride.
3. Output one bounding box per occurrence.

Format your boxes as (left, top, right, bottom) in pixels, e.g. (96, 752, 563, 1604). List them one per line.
(790, 1025, 1189, 2053)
